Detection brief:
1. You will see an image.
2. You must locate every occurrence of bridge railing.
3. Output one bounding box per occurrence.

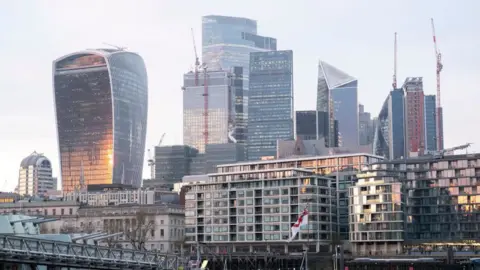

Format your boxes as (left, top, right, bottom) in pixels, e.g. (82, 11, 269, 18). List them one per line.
(0, 235, 179, 269)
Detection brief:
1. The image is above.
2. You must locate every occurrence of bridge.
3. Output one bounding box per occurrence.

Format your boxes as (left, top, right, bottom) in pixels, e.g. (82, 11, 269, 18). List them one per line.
(0, 235, 180, 269)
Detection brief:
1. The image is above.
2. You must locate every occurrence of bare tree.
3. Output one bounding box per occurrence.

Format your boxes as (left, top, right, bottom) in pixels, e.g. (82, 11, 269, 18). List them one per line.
(80, 218, 96, 234)
(103, 221, 121, 248)
(125, 210, 155, 251)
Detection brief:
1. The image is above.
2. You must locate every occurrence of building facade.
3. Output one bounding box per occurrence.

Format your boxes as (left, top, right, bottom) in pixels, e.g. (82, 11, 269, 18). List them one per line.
(184, 167, 335, 253)
(53, 49, 148, 191)
(424, 95, 437, 152)
(403, 77, 425, 155)
(295, 111, 328, 142)
(317, 61, 358, 149)
(216, 153, 383, 241)
(349, 165, 405, 255)
(18, 151, 54, 196)
(358, 104, 374, 146)
(183, 69, 244, 153)
(247, 50, 294, 160)
(154, 145, 199, 184)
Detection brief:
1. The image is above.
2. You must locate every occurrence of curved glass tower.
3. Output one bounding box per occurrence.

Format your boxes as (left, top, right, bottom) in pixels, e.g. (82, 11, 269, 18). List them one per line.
(53, 49, 148, 192)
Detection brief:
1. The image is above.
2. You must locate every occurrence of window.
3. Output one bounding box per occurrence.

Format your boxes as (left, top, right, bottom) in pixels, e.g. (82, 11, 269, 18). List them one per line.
(69, 208, 73, 215)
(61, 209, 64, 215)
(161, 229, 164, 237)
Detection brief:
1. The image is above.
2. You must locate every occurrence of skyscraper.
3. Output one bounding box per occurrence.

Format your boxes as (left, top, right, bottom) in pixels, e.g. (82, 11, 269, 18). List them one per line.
(18, 151, 54, 196)
(248, 50, 294, 160)
(358, 104, 374, 146)
(316, 61, 359, 149)
(403, 77, 425, 155)
(424, 95, 437, 152)
(295, 110, 328, 141)
(53, 49, 148, 192)
(183, 68, 244, 153)
(202, 15, 277, 133)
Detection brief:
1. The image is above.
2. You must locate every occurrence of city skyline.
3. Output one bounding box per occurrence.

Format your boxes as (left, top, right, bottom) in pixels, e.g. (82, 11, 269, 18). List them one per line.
(1, 0, 479, 191)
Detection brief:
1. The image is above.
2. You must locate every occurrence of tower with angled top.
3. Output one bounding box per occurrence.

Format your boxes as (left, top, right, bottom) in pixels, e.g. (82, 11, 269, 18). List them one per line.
(316, 61, 358, 149)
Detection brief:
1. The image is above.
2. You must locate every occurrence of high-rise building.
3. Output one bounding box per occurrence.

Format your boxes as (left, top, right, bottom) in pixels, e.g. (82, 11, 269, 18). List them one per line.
(53, 49, 148, 192)
(202, 15, 276, 72)
(154, 145, 199, 184)
(424, 95, 437, 152)
(183, 68, 244, 153)
(295, 110, 328, 141)
(317, 61, 358, 149)
(248, 50, 294, 160)
(202, 15, 277, 136)
(403, 77, 425, 155)
(18, 151, 54, 196)
(358, 104, 374, 146)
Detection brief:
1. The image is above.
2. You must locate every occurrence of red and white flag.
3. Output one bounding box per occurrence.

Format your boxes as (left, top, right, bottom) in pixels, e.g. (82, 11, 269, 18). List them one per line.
(289, 207, 309, 241)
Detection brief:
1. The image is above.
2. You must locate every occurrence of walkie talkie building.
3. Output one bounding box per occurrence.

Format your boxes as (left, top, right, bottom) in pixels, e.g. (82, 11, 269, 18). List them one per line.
(53, 49, 148, 192)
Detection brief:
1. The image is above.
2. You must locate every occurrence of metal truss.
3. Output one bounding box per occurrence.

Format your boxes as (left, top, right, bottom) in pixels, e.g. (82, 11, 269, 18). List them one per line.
(0, 235, 179, 270)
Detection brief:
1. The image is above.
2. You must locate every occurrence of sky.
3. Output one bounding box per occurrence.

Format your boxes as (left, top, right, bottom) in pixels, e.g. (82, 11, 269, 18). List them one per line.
(0, 0, 479, 192)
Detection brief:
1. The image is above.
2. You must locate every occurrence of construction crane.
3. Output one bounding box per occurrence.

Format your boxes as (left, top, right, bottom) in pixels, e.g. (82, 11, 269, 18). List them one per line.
(147, 133, 166, 180)
(392, 32, 398, 89)
(191, 28, 201, 86)
(431, 18, 444, 151)
(102, 42, 127, 51)
(425, 143, 472, 158)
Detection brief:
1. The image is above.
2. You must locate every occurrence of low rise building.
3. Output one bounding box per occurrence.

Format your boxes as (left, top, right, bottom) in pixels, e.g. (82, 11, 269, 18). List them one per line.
(185, 166, 336, 253)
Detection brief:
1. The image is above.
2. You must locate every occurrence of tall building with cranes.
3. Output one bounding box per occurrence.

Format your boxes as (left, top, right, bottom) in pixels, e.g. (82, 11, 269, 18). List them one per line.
(53, 49, 148, 192)
(247, 50, 294, 160)
(403, 77, 425, 155)
(317, 61, 359, 149)
(182, 68, 245, 153)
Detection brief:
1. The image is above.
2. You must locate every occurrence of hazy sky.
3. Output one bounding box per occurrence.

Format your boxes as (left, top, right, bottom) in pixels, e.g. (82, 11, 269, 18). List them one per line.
(1, 0, 479, 191)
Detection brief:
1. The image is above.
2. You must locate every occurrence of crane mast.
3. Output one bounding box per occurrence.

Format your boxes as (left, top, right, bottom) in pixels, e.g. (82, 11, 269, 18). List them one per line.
(392, 32, 397, 89)
(431, 18, 444, 151)
(191, 28, 200, 86)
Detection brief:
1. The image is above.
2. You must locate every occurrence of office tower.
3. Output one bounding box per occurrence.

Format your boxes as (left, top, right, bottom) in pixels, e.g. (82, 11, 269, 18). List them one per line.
(248, 50, 294, 160)
(373, 89, 405, 159)
(424, 95, 437, 152)
(202, 15, 276, 71)
(202, 15, 277, 137)
(403, 77, 425, 155)
(154, 145, 199, 184)
(358, 104, 374, 146)
(53, 49, 148, 192)
(183, 68, 244, 153)
(295, 110, 328, 141)
(317, 61, 358, 149)
(18, 151, 54, 196)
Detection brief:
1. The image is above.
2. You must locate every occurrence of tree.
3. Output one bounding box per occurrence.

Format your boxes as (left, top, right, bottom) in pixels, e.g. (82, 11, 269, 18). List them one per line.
(103, 221, 121, 248)
(80, 218, 96, 234)
(125, 210, 155, 251)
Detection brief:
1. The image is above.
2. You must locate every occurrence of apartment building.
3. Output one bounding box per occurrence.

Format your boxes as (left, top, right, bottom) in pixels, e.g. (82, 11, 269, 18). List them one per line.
(185, 166, 336, 254)
(349, 165, 405, 255)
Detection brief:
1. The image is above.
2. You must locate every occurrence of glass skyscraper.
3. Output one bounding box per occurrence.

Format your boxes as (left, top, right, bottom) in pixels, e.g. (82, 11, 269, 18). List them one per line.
(53, 49, 148, 192)
(424, 95, 437, 152)
(247, 50, 294, 160)
(316, 61, 358, 149)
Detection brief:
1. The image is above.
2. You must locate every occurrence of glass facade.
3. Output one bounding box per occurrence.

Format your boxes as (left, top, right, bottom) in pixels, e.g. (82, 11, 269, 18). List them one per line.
(295, 111, 328, 141)
(154, 145, 198, 184)
(247, 50, 294, 160)
(183, 69, 243, 153)
(424, 95, 437, 152)
(373, 97, 390, 158)
(53, 50, 148, 192)
(316, 61, 358, 148)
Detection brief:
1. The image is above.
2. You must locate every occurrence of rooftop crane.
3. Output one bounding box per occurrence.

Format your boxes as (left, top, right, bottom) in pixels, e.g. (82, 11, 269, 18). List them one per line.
(425, 143, 472, 159)
(102, 42, 127, 51)
(392, 32, 398, 89)
(431, 18, 444, 151)
(147, 133, 166, 180)
(191, 28, 201, 86)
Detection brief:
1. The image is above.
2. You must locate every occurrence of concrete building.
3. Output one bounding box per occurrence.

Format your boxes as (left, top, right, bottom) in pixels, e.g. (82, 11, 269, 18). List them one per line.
(248, 50, 294, 160)
(18, 151, 54, 196)
(349, 153, 480, 254)
(215, 153, 383, 242)
(184, 166, 335, 253)
(349, 165, 405, 255)
(317, 61, 358, 149)
(403, 77, 425, 155)
(53, 49, 148, 191)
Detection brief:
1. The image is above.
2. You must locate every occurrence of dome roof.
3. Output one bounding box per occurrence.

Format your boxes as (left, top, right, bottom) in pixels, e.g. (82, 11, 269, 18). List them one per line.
(20, 151, 50, 168)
